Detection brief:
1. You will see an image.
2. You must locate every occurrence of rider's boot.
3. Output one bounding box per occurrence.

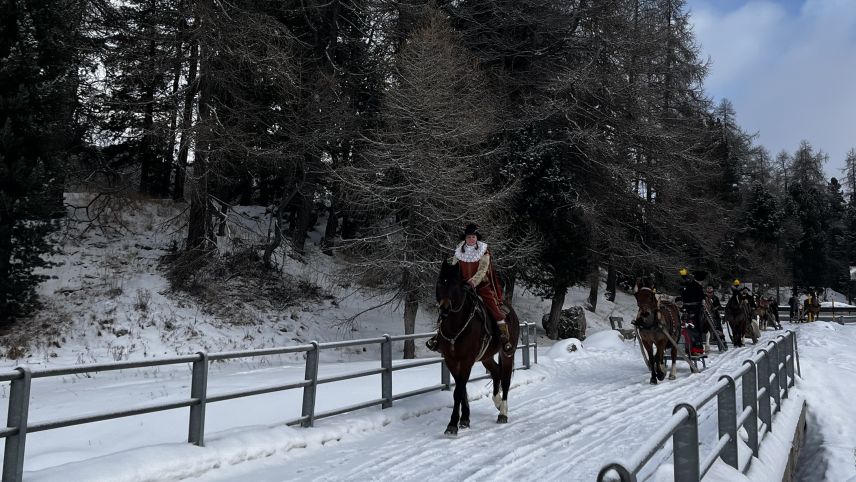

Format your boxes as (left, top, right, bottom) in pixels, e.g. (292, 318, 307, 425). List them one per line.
(425, 333, 439, 351)
(497, 321, 513, 353)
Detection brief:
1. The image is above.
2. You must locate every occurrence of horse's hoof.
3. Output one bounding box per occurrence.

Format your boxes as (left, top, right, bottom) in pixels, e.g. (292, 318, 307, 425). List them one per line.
(649, 379, 658, 385)
(496, 415, 508, 424)
(669, 375, 676, 380)
(459, 420, 470, 429)
(444, 426, 458, 436)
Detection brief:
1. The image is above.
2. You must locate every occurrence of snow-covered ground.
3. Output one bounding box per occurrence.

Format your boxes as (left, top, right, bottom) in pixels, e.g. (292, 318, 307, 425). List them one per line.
(2, 195, 854, 481)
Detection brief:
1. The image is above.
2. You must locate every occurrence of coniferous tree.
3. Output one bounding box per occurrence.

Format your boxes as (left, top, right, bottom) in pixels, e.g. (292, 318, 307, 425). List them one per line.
(338, 8, 504, 357)
(0, 0, 83, 321)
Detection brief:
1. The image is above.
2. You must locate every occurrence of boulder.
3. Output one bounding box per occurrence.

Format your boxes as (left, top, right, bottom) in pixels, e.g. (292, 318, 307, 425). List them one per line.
(542, 306, 587, 340)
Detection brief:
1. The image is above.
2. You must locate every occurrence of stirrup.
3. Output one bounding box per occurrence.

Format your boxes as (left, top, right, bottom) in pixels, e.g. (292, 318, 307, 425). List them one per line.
(425, 336, 439, 352)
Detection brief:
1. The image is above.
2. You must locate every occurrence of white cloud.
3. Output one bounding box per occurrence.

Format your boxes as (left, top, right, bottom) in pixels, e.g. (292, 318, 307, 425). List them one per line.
(689, 0, 856, 175)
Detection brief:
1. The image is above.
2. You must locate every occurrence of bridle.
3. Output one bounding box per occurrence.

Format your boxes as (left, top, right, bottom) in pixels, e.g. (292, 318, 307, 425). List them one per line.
(437, 284, 479, 347)
(437, 285, 479, 347)
(635, 287, 659, 329)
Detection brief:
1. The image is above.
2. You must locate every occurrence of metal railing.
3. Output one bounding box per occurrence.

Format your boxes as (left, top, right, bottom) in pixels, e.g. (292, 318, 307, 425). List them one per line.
(777, 306, 856, 324)
(597, 330, 800, 482)
(1, 323, 537, 482)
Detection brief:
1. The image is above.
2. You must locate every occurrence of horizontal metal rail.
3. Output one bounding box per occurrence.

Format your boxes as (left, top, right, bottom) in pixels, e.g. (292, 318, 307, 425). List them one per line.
(28, 399, 196, 433)
(391, 358, 442, 371)
(206, 380, 312, 404)
(700, 434, 731, 478)
(317, 367, 386, 385)
(391, 384, 448, 402)
(1, 322, 538, 482)
(598, 330, 800, 482)
(32, 355, 201, 378)
(208, 344, 314, 361)
(314, 398, 388, 421)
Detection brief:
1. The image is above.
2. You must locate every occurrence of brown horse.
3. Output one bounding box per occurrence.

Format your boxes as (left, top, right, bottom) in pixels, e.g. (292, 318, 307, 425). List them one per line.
(803, 294, 821, 322)
(724, 294, 756, 346)
(633, 282, 680, 384)
(435, 259, 520, 436)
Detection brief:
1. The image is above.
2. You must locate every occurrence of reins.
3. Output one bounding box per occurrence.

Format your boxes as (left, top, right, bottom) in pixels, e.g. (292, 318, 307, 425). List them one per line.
(438, 286, 479, 347)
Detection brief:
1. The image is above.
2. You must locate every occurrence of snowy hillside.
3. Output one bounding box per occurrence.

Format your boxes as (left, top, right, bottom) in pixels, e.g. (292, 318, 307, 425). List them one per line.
(1, 193, 633, 368)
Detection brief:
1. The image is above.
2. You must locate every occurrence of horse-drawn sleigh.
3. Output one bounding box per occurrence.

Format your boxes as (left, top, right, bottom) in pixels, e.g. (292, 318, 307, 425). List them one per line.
(631, 278, 763, 384)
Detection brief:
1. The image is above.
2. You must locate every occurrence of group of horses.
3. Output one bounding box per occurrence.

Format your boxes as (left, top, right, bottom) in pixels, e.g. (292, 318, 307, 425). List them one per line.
(633, 280, 760, 385)
(431, 259, 795, 436)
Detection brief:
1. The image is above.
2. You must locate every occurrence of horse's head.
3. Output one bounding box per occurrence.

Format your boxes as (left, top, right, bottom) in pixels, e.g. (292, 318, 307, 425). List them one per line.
(634, 280, 658, 326)
(436, 259, 465, 315)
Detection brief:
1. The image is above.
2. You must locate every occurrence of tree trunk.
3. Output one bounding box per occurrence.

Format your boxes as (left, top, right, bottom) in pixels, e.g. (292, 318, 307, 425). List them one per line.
(340, 214, 359, 240)
(547, 283, 567, 340)
(166, 10, 186, 198)
(0, 219, 12, 322)
(322, 197, 338, 256)
(291, 171, 317, 256)
(403, 273, 419, 359)
(263, 185, 299, 268)
(185, 9, 212, 251)
(139, 78, 156, 194)
(586, 253, 601, 312)
(173, 33, 198, 202)
(606, 261, 617, 302)
(501, 270, 516, 304)
(216, 201, 228, 237)
(587, 276, 599, 312)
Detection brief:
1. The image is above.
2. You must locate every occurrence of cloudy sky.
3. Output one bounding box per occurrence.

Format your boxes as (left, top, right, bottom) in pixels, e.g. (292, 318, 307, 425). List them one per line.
(687, 0, 856, 176)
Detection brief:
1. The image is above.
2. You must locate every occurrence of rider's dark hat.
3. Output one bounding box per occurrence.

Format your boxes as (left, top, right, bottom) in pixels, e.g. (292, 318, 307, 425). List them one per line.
(462, 223, 482, 240)
(693, 270, 708, 281)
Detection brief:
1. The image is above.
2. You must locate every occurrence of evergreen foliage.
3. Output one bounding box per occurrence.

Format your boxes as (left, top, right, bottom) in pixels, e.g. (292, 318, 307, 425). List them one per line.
(0, 0, 82, 321)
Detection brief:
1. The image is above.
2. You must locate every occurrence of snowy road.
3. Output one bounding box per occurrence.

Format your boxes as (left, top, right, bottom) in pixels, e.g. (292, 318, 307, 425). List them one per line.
(184, 331, 788, 482)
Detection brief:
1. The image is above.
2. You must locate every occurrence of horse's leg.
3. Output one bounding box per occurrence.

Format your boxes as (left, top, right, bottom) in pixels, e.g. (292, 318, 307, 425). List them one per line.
(729, 321, 740, 347)
(704, 330, 710, 354)
(669, 343, 678, 380)
(482, 357, 502, 411)
(655, 340, 666, 381)
(445, 365, 471, 436)
(497, 348, 515, 424)
(643, 339, 658, 384)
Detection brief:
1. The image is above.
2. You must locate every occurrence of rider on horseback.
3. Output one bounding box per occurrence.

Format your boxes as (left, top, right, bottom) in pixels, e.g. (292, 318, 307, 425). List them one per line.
(426, 223, 512, 353)
(679, 268, 705, 355)
(731, 279, 755, 309)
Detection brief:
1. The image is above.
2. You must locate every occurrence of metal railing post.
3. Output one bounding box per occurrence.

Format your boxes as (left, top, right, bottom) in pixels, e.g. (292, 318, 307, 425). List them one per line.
(3, 366, 32, 482)
(767, 342, 782, 413)
(775, 337, 789, 399)
(742, 360, 759, 457)
(381, 335, 393, 408)
(785, 332, 796, 386)
(533, 324, 538, 365)
(792, 331, 801, 377)
(522, 322, 531, 369)
(188, 352, 208, 446)
(301, 341, 320, 427)
(672, 403, 700, 482)
(757, 348, 772, 434)
(717, 375, 739, 470)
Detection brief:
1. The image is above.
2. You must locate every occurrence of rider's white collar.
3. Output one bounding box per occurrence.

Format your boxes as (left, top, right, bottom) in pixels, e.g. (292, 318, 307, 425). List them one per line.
(454, 241, 488, 263)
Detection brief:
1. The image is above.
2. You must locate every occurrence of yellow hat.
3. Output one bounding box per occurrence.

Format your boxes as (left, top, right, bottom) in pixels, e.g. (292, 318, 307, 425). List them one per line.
(733, 279, 741, 286)
(679, 267, 688, 276)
